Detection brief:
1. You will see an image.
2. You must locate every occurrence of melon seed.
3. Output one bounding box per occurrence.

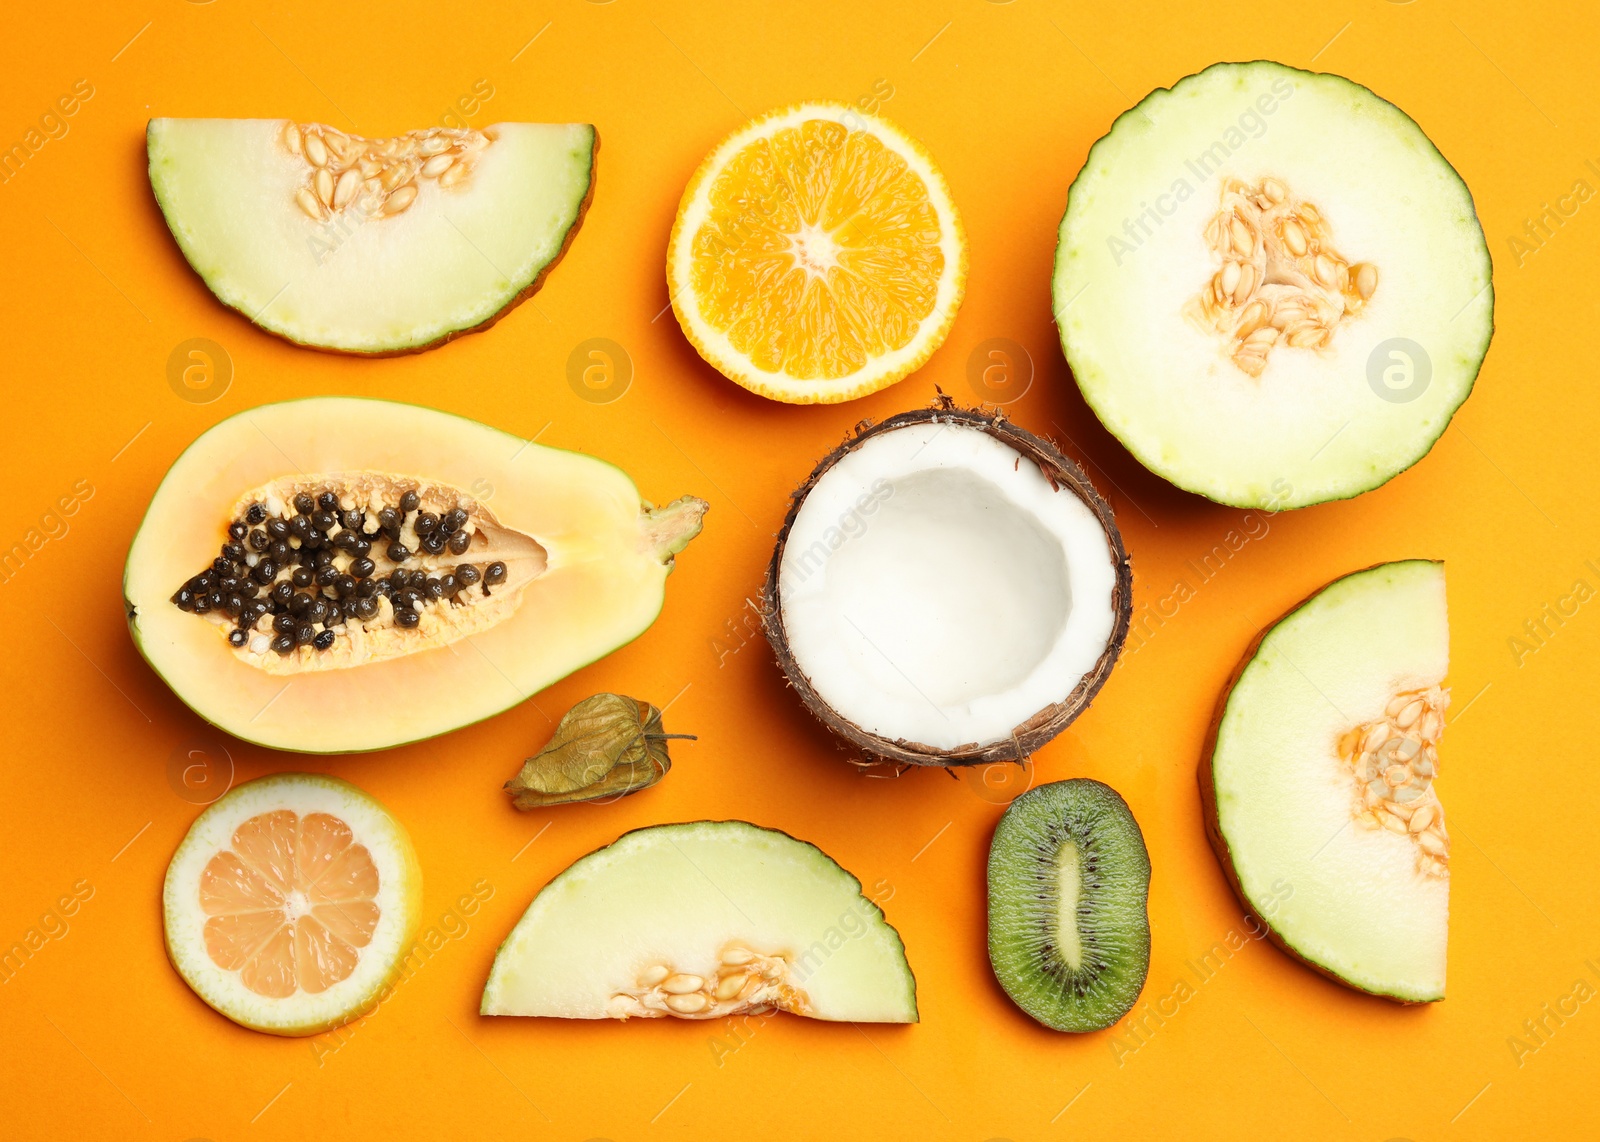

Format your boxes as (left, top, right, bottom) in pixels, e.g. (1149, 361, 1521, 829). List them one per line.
(1338, 685, 1451, 877)
(1185, 177, 1378, 378)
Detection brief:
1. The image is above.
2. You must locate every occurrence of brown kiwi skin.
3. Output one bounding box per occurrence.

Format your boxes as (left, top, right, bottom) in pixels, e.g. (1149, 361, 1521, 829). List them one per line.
(762, 394, 1134, 768)
(1198, 561, 1443, 1006)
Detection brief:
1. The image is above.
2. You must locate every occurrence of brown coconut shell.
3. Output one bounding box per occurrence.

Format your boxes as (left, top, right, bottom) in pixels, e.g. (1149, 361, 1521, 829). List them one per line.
(1197, 564, 1438, 1004)
(763, 398, 1133, 768)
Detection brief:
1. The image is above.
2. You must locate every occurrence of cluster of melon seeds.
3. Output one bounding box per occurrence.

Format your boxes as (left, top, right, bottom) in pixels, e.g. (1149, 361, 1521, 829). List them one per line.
(1338, 687, 1450, 877)
(282, 121, 492, 222)
(171, 476, 539, 672)
(1184, 177, 1378, 377)
(604, 944, 811, 1020)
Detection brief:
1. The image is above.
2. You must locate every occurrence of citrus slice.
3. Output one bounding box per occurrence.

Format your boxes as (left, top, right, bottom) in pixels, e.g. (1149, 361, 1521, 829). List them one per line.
(668, 103, 967, 404)
(163, 773, 422, 1036)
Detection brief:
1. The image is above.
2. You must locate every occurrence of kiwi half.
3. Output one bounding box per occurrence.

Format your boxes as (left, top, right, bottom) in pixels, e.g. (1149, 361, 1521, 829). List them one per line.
(987, 779, 1151, 1032)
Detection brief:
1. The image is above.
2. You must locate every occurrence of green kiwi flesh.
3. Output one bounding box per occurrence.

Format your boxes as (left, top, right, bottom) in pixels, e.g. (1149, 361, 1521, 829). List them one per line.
(987, 778, 1151, 1031)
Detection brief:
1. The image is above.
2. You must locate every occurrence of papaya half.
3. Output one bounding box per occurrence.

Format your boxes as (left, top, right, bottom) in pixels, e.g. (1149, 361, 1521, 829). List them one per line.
(124, 398, 706, 752)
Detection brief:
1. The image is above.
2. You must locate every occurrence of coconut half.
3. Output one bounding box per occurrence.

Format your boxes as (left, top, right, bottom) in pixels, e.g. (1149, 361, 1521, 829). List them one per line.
(764, 406, 1131, 766)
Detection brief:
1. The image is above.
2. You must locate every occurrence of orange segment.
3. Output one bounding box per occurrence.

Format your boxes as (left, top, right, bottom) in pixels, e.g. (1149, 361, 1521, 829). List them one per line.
(295, 811, 354, 890)
(313, 900, 380, 948)
(195, 809, 381, 998)
(202, 910, 283, 970)
(230, 809, 298, 895)
(294, 917, 361, 994)
(308, 842, 380, 902)
(198, 849, 284, 914)
(671, 103, 965, 403)
(238, 924, 297, 999)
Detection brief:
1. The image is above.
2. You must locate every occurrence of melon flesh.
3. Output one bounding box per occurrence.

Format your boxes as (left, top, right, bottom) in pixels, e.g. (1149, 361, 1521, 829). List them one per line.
(1206, 560, 1450, 1001)
(1055, 61, 1492, 508)
(147, 119, 594, 352)
(481, 821, 917, 1022)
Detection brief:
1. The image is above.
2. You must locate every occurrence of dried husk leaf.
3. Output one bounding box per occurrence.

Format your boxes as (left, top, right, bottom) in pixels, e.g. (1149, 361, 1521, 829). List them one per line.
(505, 693, 682, 808)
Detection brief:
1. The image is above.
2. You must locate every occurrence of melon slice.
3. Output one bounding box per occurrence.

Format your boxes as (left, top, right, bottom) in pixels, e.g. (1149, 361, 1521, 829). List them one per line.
(482, 821, 917, 1022)
(1054, 61, 1493, 508)
(1201, 560, 1451, 1001)
(123, 398, 706, 753)
(147, 119, 595, 353)
(163, 773, 422, 1036)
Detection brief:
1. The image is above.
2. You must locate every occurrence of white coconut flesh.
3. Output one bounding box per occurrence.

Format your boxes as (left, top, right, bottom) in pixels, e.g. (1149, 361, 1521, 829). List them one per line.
(1055, 61, 1493, 509)
(481, 821, 916, 1022)
(147, 119, 594, 352)
(1209, 560, 1450, 1001)
(777, 423, 1118, 751)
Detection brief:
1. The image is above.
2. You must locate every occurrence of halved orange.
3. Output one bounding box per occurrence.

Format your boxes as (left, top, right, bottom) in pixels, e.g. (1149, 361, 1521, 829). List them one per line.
(163, 773, 422, 1036)
(668, 102, 967, 404)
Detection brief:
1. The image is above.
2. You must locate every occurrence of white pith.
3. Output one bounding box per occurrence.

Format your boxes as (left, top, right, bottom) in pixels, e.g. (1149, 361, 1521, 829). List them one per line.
(163, 774, 421, 1034)
(1210, 560, 1449, 1001)
(778, 423, 1118, 750)
(668, 102, 966, 402)
(481, 821, 916, 1023)
(1055, 62, 1492, 509)
(147, 119, 593, 352)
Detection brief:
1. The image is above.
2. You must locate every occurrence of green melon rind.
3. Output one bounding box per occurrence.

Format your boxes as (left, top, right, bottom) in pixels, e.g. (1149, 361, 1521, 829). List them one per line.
(1199, 559, 1446, 1003)
(480, 820, 918, 1022)
(1053, 60, 1494, 509)
(146, 121, 597, 355)
(122, 396, 679, 754)
(987, 779, 1151, 1032)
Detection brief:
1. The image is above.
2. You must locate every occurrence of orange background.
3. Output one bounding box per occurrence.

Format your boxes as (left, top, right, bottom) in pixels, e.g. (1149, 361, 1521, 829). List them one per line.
(1, 1, 1596, 1138)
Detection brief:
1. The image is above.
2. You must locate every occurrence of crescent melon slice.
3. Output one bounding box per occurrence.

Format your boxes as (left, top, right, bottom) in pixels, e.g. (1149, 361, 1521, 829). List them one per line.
(482, 821, 917, 1022)
(147, 118, 595, 352)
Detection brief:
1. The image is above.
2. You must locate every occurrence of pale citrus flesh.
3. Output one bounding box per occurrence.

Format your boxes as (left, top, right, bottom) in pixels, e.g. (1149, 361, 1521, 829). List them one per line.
(199, 810, 381, 998)
(670, 104, 966, 403)
(164, 773, 421, 1035)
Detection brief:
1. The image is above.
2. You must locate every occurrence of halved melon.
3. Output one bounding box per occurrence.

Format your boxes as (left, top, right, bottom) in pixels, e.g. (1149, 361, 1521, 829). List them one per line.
(1055, 61, 1493, 508)
(1202, 560, 1451, 1001)
(124, 398, 706, 753)
(148, 119, 595, 353)
(482, 821, 917, 1022)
